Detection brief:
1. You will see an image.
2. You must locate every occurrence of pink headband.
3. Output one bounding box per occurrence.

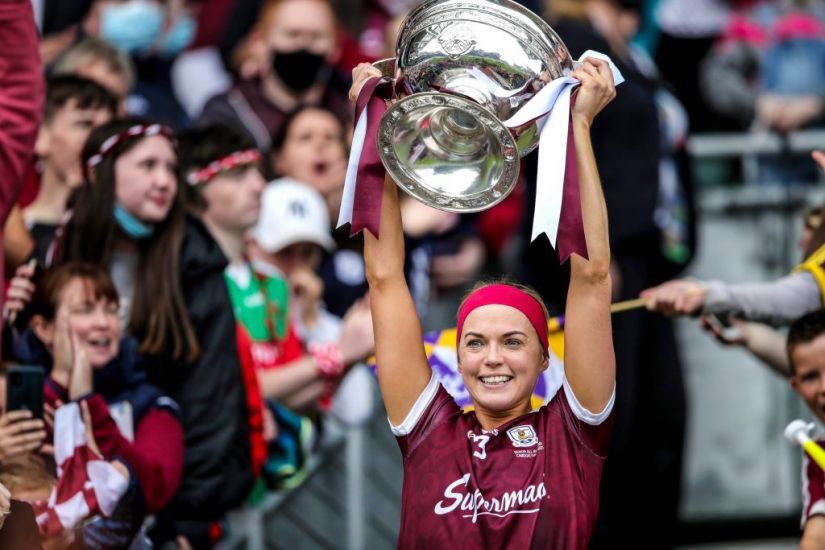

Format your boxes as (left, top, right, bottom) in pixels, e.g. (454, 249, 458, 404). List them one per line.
(456, 284, 549, 352)
(84, 123, 176, 179)
(186, 149, 261, 186)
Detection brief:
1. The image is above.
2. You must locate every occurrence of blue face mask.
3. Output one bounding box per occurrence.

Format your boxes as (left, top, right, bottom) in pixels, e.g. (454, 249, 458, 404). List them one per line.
(114, 203, 155, 240)
(100, 1, 164, 54)
(157, 13, 197, 58)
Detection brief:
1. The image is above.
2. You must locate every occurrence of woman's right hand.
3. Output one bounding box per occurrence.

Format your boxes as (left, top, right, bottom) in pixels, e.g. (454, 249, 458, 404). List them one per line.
(349, 63, 383, 103)
(570, 57, 617, 128)
(3, 260, 36, 323)
(0, 410, 46, 461)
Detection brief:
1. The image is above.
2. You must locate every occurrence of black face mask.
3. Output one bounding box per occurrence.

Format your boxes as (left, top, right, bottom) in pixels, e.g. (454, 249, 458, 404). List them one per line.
(272, 48, 327, 92)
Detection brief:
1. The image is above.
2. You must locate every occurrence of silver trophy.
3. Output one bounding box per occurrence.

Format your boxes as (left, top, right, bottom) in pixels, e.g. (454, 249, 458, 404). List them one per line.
(375, 0, 573, 212)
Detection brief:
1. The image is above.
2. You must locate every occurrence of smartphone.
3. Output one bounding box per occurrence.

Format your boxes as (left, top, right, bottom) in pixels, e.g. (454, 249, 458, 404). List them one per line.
(6, 365, 44, 419)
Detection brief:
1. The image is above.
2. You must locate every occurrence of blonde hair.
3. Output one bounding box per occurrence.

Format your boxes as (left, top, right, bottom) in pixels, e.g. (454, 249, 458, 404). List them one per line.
(544, 0, 588, 21)
(0, 453, 56, 495)
(52, 37, 136, 92)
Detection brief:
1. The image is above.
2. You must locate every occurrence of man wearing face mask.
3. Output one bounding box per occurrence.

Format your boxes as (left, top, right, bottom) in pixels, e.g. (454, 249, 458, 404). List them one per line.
(197, 0, 352, 153)
(85, 0, 198, 128)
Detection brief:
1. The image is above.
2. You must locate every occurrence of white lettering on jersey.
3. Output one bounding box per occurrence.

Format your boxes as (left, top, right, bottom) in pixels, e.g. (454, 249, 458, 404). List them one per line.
(434, 473, 547, 523)
(468, 431, 490, 460)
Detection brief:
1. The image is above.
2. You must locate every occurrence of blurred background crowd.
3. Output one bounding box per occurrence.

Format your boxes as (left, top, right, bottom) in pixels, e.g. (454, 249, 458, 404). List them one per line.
(0, 0, 822, 548)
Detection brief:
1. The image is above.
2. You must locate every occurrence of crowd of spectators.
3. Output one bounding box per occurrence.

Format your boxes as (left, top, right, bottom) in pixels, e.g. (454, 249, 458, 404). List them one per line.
(0, 0, 821, 547)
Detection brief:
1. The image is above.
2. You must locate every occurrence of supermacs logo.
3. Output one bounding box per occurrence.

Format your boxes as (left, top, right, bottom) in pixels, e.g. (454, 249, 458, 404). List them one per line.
(434, 473, 547, 523)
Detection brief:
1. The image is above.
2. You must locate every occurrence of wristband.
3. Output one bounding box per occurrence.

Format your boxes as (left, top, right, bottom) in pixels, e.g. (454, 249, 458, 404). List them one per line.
(309, 342, 345, 380)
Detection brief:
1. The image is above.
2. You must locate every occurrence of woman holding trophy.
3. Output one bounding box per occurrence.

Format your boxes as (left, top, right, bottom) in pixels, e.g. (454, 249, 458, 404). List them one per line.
(352, 47, 616, 547)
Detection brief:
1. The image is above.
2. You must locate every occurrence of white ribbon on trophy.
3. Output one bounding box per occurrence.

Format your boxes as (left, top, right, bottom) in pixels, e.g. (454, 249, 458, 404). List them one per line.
(503, 50, 624, 249)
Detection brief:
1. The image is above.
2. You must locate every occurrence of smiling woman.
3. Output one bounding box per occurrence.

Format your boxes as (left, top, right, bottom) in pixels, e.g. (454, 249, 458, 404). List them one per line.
(15, 261, 184, 517)
(45, 118, 255, 544)
(355, 54, 617, 549)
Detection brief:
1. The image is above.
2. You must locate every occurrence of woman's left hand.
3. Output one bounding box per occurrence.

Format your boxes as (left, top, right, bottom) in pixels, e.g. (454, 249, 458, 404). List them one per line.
(571, 57, 617, 128)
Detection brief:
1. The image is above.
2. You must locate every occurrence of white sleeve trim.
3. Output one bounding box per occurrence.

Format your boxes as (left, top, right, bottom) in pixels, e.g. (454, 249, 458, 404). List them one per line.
(389, 372, 440, 436)
(806, 500, 825, 528)
(562, 376, 615, 426)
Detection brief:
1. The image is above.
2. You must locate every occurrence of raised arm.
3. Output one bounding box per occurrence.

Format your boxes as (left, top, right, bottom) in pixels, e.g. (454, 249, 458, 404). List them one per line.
(562, 58, 617, 413)
(365, 173, 432, 425)
(352, 63, 431, 427)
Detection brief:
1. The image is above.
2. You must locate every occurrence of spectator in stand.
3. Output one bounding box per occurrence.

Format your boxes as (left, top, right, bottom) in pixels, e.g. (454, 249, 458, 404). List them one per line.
(269, 105, 366, 317)
(21, 76, 116, 263)
(642, 151, 825, 326)
(3, 117, 254, 546)
(9, 37, 134, 213)
(653, 0, 737, 132)
(247, 180, 376, 425)
(779, 311, 825, 548)
(700, 0, 825, 184)
(80, 0, 198, 129)
(0, 359, 144, 548)
(179, 125, 374, 416)
(198, 0, 352, 153)
(52, 36, 135, 117)
(13, 262, 184, 515)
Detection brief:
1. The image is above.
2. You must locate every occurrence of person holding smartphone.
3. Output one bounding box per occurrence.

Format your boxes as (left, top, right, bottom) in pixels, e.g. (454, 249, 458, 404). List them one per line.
(0, 401, 46, 463)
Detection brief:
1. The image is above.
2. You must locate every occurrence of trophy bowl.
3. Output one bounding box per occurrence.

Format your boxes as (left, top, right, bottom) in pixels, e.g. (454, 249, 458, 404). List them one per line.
(377, 0, 573, 212)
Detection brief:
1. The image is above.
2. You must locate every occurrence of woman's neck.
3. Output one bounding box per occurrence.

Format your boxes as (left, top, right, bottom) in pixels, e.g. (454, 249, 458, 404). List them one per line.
(473, 401, 534, 432)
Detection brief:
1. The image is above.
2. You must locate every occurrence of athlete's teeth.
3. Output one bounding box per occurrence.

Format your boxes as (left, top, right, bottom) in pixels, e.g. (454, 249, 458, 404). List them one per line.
(481, 375, 512, 384)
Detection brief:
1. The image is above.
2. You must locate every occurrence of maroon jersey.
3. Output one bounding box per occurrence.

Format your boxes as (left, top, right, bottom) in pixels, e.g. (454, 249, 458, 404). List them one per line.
(393, 374, 614, 549)
(801, 438, 825, 528)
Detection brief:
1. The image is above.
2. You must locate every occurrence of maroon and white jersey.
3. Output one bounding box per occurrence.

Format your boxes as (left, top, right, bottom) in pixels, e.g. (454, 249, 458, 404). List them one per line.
(392, 373, 614, 549)
(801, 438, 825, 528)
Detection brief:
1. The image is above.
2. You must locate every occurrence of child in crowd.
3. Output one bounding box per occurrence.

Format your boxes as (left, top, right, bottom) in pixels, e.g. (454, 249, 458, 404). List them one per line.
(248, 180, 375, 425)
(786, 311, 825, 548)
(51, 36, 135, 116)
(23, 76, 116, 262)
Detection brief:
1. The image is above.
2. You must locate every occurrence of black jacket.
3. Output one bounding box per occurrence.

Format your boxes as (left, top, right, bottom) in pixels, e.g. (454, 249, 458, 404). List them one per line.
(146, 216, 253, 543)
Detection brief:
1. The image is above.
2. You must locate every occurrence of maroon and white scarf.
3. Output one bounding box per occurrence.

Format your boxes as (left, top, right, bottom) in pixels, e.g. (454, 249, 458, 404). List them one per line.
(32, 402, 128, 536)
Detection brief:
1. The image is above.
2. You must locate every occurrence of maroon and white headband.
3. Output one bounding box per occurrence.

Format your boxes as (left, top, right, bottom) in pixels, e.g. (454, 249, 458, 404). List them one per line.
(186, 149, 261, 186)
(85, 123, 176, 178)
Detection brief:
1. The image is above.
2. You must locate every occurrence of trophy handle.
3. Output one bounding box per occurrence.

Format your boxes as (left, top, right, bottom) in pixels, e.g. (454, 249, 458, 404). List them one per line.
(372, 57, 397, 80)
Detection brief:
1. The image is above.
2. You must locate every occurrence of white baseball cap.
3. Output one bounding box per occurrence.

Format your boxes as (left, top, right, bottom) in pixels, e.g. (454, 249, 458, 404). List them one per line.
(250, 178, 336, 253)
